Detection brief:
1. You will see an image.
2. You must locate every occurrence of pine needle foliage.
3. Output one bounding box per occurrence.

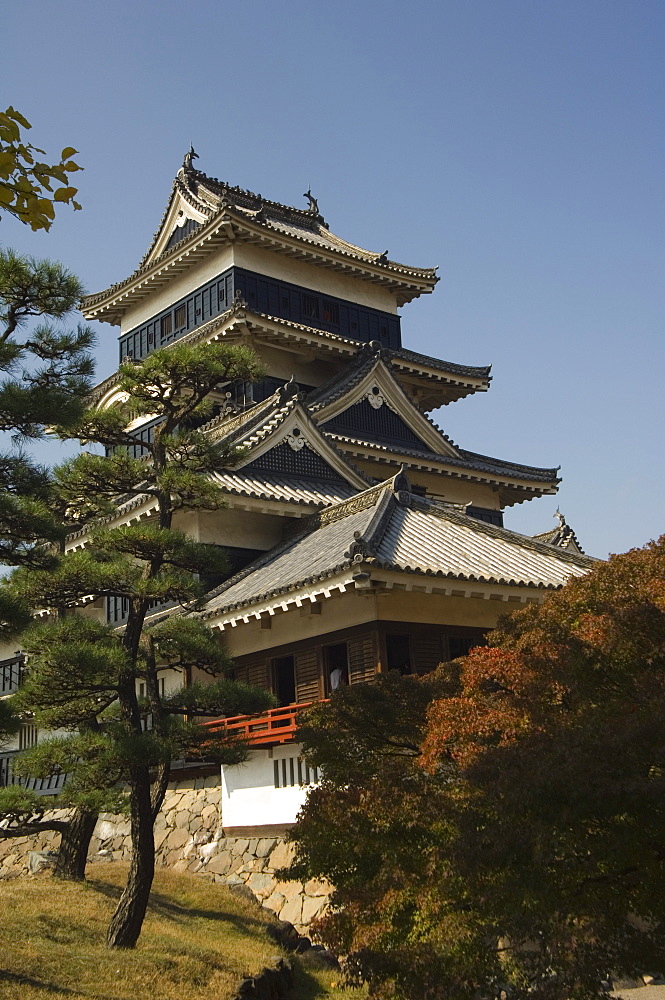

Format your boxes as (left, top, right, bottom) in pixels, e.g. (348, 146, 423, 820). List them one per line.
(5, 340, 274, 947)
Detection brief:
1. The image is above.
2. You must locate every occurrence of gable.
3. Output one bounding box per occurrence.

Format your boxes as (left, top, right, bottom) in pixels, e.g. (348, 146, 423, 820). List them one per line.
(242, 441, 351, 483)
(320, 396, 435, 453)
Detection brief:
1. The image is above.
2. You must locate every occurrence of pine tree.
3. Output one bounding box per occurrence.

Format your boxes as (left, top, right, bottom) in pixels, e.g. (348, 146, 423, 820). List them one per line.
(7, 340, 274, 947)
(0, 247, 92, 818)
(0, 247, 93, 587)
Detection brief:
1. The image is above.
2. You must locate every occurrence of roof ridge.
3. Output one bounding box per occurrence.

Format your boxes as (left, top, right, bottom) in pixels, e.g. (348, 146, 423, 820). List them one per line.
(197, 479, 393, 613)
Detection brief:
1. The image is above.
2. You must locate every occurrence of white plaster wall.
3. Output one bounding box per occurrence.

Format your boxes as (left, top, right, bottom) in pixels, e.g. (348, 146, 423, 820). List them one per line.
(120, 236, 401, 334)
(120, 246, 234, 332)
(234, 244, 399, 313)
(221, 744, 315, 829)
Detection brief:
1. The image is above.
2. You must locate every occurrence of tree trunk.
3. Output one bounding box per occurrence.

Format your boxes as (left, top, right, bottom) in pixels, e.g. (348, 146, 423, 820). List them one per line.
(106, 766, 154, 949)
(151, 761, 170, 821)
(53, 805, 98, 881)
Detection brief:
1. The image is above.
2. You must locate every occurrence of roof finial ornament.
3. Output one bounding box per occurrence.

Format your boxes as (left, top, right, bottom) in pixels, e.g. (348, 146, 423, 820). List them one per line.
(554, 507, 566, 527)
(183, 145, 199, 171)
(303, 188, 319, 214)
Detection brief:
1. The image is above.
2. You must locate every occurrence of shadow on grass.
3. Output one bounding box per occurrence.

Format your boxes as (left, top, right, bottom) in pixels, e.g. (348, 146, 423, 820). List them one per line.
(86, 876, 271, 937)
(291, 961, 333, 1000)
(0, 967, 123, 1000)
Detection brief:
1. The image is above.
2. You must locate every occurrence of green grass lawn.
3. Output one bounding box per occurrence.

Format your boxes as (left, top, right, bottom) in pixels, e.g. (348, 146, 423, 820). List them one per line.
(0, 864, 365, 1000)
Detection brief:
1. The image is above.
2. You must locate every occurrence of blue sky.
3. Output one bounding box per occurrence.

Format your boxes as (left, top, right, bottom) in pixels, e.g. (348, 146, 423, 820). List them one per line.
(4, 0, 664, 558)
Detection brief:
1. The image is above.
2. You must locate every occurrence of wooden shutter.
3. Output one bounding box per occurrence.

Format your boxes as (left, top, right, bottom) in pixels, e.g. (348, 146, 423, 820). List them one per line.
(348, 633, 377, 685)
(247, 658, 270, 691)
(412, 633, 444, 675)
(295, 648, 320, 704)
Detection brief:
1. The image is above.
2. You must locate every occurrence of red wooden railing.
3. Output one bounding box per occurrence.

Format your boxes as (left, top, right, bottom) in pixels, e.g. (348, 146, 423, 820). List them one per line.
(201, 700, 328, 746)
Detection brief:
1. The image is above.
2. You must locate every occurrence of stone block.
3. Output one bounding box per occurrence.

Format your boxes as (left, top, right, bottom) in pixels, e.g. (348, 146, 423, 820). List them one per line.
(302, 895, 328, 924)
(172, 859, 189, 873)
(256, 838, 276, 858)
(177, 791, 197, 811)
(96, 820, 117, 841)
(247, 838, 259, 854)
(275, 880, 303, 901)
(166, 828, 189, 850)
(200, 805, 217, 828)
(189, 817, 202, 834)
(205, 851, 232, 874)
(198, 841, 218, 860)
(231, 838, 249, 856)
(175, 810, 190, 829)
(182, 838, 197, 859)
(246, 872, 275, 896)
(263, 891, 285, 914)
(154, 828, 170, 850)
(279, 895, 303, 926)
(304, 878, 331, 897)
(268, 840, 294, 870)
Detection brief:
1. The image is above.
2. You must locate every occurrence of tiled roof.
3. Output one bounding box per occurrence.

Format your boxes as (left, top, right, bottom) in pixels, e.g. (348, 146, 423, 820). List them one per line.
(326, 433, 560, 485)
(199, 478, 593, 621)
(389, 346, 491, 381)
(532, 514, 585, 555)
(211, 469, 356, 508)
(83, 162, 437, 314)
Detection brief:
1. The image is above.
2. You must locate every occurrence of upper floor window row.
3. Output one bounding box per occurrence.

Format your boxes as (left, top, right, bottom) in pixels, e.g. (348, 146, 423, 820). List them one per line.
(119, 267, 402, 362)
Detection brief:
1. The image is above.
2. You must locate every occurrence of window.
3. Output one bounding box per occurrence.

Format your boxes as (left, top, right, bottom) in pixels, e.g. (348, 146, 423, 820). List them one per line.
(323, 643, 348, 694)
(322, 301, 340, 325)
(272, 655, 296, 707)
(302, 294, 319, 320)
(161, 313, 173, 338)
(274, 756, 320, 788)
(174, 304, 186, 329)
(386, 634, 412, 675)
(19, 724, 38, 750)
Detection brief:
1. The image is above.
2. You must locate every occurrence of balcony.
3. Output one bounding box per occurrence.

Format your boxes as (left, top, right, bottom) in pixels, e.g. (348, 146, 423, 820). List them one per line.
(201, 700, 326, 747)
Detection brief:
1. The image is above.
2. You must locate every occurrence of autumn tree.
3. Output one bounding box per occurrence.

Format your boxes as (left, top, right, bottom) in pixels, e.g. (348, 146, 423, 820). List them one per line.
(289, 538, 665, 1000)
(0, 107, 81, 231)
(6, 340, 274, 947)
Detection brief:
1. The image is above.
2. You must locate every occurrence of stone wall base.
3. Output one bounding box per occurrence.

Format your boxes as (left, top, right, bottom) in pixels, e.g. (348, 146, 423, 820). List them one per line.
(0, 774, 331, 934)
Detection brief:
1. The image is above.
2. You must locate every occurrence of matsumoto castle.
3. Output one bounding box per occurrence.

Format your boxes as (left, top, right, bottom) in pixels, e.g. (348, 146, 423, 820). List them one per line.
(0, 153, 592, 833)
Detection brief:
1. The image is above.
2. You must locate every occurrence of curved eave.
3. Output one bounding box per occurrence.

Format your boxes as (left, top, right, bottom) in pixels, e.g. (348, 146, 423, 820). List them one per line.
(81, 210, 438, 325)
(326, 434, 561, 503)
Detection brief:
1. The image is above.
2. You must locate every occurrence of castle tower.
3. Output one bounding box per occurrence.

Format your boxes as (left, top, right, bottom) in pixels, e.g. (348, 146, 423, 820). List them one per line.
(71, 155, 592, 834)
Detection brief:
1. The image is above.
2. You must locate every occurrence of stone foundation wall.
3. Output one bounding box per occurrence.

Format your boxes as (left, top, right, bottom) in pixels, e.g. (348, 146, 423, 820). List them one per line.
(0, 774, 331, 934)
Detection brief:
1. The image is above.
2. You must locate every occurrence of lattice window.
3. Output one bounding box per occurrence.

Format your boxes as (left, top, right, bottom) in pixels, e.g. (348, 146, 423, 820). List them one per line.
(19, 724, 38, 750)
(273, 756, 320, 789)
